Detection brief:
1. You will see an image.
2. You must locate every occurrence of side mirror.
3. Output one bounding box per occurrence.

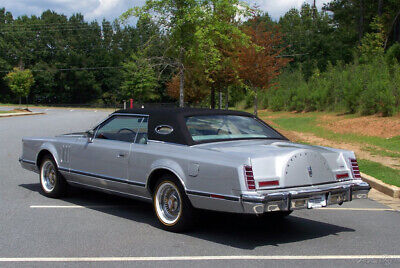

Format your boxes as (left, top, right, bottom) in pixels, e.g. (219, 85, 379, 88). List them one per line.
(86, 131, 94, 143)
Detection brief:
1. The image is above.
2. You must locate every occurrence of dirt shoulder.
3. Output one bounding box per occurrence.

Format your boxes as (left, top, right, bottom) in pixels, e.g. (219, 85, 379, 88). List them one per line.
(278, 129, 400, 170)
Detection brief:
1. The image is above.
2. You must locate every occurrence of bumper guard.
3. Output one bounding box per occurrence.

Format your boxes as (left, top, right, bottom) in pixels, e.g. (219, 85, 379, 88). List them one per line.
(241, 180, 371, 214)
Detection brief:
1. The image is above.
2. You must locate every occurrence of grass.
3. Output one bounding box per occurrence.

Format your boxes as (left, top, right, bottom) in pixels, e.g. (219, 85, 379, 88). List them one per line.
(358, 159, 400, 187)
(257, 111, 400, 187)
(0, 110, 16, 114)
(270, 116, 400, 154)
(362, 146, 400, 158)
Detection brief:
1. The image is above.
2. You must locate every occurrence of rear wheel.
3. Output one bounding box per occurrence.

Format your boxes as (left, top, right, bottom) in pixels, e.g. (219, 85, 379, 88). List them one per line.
(153, 176, 194, 232)
(39, 155, 67, 198)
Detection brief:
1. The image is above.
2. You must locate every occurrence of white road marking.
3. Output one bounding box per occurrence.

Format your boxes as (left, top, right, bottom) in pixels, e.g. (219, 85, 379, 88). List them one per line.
(30, 205, 397, 211)
(315, 208, 397, 211)
(70, 109, 74, 111)
(30, 205, 129, 209)
(0, 255, 400, 262)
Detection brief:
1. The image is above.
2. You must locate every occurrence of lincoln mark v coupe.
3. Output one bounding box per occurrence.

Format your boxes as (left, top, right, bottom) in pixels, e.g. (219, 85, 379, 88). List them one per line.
(19, 108, 370, 231)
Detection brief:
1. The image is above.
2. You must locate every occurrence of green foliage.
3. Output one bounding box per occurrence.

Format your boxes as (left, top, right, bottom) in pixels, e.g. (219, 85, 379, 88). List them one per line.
(358, 159, 400, 187)
(359, 17, 385, 62)
(4, 68, 34, 102)
(385, 43, 400, 65)
(120, 52, 159, 102)
(262, 57, 400, 116)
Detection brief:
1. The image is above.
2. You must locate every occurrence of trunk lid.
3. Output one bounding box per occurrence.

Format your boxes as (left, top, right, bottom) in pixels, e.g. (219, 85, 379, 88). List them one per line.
(196, 140, 345, 189)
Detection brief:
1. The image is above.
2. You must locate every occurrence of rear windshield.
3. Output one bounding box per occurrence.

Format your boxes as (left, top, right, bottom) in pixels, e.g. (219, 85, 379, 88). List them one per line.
(185, 115, 284, 142)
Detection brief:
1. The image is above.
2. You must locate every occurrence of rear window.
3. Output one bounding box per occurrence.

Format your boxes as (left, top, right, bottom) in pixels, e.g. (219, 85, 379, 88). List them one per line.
(185, 115, 284, 142)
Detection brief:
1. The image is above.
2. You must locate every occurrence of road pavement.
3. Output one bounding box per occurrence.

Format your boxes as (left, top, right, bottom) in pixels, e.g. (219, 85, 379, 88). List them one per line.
(0, 107, 399, 267)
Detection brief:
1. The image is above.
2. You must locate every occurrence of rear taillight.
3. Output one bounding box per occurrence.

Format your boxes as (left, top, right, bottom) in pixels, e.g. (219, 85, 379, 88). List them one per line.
(259, 180, 280, 187)
(336, 173, 349, 180)
(350, 158, 361, 179)
(244, 165, 256, 190)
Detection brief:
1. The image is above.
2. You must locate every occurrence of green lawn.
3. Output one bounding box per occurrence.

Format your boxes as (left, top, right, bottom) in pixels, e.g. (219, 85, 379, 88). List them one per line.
(358, 159, 400, 187)
(270, 115, 400, 154)
(257, 111, 400, 187)
(0, 110, 16, 114)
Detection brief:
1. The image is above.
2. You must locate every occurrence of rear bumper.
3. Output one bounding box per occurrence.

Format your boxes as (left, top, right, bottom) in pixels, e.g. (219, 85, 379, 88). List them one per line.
(241, 180, 370, 214)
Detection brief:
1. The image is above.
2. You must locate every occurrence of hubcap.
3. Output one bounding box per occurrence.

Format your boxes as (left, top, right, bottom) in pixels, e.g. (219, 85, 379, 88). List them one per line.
(155, 182, 182, 225)
(41, 160, 56, 192)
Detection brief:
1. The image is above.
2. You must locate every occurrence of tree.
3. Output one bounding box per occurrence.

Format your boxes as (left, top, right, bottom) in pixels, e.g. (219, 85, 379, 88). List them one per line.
(359, 16, 385, 60)
(120, 52, 160, 103)
(190, 0, 251, 109)
(122, 0, 250, 107)
(122, 0, 201, 107)
(238, 19, 290, 115)
(4, 68, 34, 105)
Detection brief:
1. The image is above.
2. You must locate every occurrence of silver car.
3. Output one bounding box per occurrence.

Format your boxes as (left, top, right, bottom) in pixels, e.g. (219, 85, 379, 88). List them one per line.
(19, 108, 370, 232)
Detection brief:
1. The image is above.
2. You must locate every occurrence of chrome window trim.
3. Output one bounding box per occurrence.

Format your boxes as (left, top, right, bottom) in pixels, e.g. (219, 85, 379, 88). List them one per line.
(92, 114, 148, 144)
(148, 140, 188, 147)
(155, 125, 174, 135)
(91, 113, 149, 132)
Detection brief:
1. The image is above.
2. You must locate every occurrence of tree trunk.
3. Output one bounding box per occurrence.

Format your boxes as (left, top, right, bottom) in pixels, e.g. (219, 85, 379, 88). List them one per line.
(19, 96, 21, 106)
(225, 88, 229, 110)
(312, 0, 317, 19)
(210, 88, 215, 109)
(218, 91, 222, 109)
(384, 10, 400, 49)
(378, 0, 383, 16)
(179, 49, 185, 108)
(358, 0, 365, 43)
(179, 66, 184, 108)
(253, 92, 258, 116)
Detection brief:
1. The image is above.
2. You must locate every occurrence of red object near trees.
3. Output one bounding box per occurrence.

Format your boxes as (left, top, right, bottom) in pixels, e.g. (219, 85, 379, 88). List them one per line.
(130, 99, 133, 109)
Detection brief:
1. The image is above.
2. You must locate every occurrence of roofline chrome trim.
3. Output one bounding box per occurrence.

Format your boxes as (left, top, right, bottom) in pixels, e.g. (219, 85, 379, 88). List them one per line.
(147, 140, 188, 147)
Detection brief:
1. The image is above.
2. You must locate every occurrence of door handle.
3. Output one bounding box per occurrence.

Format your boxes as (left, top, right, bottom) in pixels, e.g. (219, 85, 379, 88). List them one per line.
(117, 153, 126, 158)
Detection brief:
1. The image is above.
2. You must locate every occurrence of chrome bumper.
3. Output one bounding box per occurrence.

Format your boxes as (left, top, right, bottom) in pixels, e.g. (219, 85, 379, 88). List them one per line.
(241, 180, 371, 214)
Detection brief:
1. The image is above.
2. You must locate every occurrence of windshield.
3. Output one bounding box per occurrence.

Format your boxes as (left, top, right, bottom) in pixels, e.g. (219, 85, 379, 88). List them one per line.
(185, 115, 285, 142)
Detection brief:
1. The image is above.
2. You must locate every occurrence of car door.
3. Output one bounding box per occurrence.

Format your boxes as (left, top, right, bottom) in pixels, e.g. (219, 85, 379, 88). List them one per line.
(68, 115, 146, 195)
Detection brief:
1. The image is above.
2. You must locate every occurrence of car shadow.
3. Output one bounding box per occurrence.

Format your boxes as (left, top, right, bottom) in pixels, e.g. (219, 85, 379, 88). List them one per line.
(20, 183, 355, 250)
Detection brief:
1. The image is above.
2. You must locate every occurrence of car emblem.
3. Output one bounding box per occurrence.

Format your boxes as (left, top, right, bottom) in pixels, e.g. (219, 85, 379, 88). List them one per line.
(307, 166, 313, 177)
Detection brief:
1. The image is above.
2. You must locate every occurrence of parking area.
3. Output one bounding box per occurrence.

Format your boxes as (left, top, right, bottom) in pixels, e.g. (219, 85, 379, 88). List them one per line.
(0, 108, 400, 267)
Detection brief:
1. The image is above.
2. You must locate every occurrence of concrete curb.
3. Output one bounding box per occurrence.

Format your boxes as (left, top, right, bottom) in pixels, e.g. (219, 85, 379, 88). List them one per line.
(361, 172, 400, 199)
(0, 112, 45, 118)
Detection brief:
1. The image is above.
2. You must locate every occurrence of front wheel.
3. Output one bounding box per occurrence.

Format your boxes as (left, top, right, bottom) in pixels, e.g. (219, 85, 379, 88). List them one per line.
(153, 176, 194, 232)
(39, 155, 67, 198)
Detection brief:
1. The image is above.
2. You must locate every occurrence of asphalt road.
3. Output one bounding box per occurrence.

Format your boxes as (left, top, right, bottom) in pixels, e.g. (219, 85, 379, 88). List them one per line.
(0, 107, 400, 267)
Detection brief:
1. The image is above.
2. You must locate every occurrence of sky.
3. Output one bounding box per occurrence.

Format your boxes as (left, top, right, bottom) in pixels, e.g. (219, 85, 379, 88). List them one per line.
(0, 0, 333, 23)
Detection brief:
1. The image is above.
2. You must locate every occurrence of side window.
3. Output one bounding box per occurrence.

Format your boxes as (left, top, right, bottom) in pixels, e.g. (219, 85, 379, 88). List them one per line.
(95, 116, 148, 143)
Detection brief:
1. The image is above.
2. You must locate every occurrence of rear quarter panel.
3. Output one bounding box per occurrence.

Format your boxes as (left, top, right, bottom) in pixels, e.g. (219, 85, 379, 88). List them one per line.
(131, 141, 249, 212)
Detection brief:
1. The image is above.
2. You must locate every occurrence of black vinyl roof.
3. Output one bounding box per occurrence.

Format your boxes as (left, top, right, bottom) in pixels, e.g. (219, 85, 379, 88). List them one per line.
(112, 107, 282, 145)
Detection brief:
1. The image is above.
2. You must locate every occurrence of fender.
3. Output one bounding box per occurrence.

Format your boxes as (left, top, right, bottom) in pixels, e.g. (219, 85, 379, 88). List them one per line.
(36, 142, 61, 168)
(147, 158, 187, 190)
